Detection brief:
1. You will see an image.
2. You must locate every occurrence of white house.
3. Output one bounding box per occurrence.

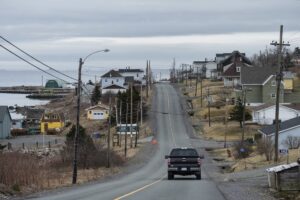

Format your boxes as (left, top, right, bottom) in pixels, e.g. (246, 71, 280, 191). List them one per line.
(193, 61, 217, 79)
(86, 104, 109, 120)
(252, 104, 300, 125)
(10, 112, 25, 129)
(101, 70, 126, 94)
(101, 70, 125, 89)
(259, 116, 300, 149)
(118, 68, 145, 84)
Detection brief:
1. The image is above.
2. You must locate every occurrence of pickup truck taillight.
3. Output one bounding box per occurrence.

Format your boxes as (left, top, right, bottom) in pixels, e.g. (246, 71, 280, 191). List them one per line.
(197, 158, 201, 165)
(167, 158, 171, 165)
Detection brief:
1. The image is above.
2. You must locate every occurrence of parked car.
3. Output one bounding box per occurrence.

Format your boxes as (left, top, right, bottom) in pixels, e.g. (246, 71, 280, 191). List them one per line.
(165, 147, 204, 180)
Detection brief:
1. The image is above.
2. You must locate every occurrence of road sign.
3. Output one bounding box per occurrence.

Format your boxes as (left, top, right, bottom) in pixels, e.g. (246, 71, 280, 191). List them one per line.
(279, 149, 289, 155)
(116, 124, 139, 135)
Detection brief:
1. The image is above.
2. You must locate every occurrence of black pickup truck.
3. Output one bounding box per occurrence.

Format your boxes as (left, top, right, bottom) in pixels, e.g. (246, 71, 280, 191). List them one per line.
(165, 147, 203, 180)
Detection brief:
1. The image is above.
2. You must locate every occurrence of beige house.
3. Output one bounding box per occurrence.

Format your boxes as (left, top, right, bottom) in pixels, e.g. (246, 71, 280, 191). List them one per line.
(86, 104, 109, 120)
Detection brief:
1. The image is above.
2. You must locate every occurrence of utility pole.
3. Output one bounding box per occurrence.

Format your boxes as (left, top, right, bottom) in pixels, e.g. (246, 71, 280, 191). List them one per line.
(207, 87, 211, 127)
(224, 97, 228, 148)
(119, 100, 122, 147)
(241, 89, 246, 146)
(146, 60, 149, 98)
(185, 65, 188, 87)
(107, 93, 112, 168)
(125, 102, 128, 157)
(130, 83, 133, 148)
(195, 66, 199, 97)
(135, 102, 139, 148)
(189, 65, 192, 87)
(270, 25, 290, 162)
(181, 64, 184, 83)
(200, 77, 203, 107)
(72, 58, 83, 184)
(140, 84, 143, 126)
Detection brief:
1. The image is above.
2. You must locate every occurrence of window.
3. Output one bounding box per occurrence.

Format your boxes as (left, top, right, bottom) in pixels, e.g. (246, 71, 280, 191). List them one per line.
(116, 79, 119, 82)
(271, 81, 276, 86)
(228, 78, 233, 81)
(89, 111, 92, 114)
(236, 67, 241, 72)
(271, 93, 276, 98)
(105, 79, 107, 82)
(137, 73, 139, 77)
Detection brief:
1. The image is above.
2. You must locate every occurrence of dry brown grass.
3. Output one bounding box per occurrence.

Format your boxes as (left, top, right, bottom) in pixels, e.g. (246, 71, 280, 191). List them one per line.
(210, 147, 300, 172)
(201, 122, 261, 142)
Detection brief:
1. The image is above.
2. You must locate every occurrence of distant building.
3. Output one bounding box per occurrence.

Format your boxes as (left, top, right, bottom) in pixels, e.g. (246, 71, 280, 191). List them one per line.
(24, 108, 44, 134)
(282, 71, 295, 92)
(101, 70, 125, 94)
(40, 112, 65, 134)
(118, 67, 145, 84)
(10, 112, 25, 129)
(0, 106, 12, 139)
(45, 79, 66, 88)
(193, 60, 217, 79)
(220, 51, 252, 87)
(86, 104, 109, 120)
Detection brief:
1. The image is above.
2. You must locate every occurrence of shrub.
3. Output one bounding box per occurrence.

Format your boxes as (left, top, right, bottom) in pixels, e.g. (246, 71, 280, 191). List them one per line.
(257, 138, 274, 161)
(232, 142, 253, 159)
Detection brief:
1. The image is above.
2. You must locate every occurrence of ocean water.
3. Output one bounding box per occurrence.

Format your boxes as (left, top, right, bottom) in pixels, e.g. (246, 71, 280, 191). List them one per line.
(0, 68, 170, 107)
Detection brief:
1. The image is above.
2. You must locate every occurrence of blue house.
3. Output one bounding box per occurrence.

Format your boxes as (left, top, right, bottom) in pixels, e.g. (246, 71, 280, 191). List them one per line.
(0, 106, 12, 139)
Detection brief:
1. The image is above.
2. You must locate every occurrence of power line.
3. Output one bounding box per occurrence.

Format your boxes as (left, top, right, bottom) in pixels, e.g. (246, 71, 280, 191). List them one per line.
(0, 35, 77, 81)
(0, 44, 70, 84)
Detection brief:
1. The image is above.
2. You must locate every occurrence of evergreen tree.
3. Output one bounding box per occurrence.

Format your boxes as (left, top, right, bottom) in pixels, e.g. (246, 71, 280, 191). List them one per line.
(91, 84, 101, 105)
(229, 97, 252, 128)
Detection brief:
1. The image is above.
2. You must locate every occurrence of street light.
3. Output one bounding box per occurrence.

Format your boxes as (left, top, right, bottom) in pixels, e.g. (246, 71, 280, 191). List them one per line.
(72, 49, 109, 184)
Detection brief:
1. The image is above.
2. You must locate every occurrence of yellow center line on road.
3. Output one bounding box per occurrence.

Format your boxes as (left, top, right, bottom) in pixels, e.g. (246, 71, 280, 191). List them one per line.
(113, 176, 166, 200)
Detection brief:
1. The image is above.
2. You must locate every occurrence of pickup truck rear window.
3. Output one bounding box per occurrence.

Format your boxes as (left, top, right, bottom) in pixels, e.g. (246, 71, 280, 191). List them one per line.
(170, 149, 198, 157)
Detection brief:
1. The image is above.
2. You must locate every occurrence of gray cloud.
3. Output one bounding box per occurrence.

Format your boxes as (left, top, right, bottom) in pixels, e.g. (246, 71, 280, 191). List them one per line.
(1, 0, 300, 71)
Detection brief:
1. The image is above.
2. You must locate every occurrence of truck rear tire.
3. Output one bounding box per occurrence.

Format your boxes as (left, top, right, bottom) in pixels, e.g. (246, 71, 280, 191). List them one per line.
(168, 172, 174, 180)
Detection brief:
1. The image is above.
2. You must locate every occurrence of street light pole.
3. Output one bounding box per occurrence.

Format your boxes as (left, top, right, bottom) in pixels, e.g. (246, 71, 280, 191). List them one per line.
(72, 49, 109, 184)
(72, 58, 83, 184)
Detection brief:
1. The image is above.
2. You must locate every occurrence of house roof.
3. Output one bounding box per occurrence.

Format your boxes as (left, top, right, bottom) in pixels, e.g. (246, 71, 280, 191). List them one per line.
(118, 68, 144, 73)
(220, 51, 251, 66)
(102, 84, 126, 89)
(0, 106, 11, 122)
(259, 116, 300, 136)
(241, 65, 277, 85)
(284, 103, 300, 111)
(251, 103, 274, 111)
(252, 103, 300, 112)
(101, 70, 123, 78)
(266, 162, 299, 173)
(85, 104, 109, 111)
(26, 108, 44, 119)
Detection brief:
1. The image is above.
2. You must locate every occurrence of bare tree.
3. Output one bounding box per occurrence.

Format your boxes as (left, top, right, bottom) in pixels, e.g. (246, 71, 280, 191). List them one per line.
(257, 138, 274, 161)
(283, 136, 300, 149)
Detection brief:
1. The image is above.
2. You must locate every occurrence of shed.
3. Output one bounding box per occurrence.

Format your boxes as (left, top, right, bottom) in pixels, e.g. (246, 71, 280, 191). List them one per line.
(266, 162, 300, 191)
(0, 106, 12, 139)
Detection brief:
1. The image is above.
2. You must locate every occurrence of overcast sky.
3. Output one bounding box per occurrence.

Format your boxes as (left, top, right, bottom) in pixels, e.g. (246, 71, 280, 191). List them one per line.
(1, 0, 300, 73)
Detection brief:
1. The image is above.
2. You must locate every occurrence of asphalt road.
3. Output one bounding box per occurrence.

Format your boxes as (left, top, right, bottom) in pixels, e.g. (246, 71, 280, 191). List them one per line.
(29, 83, 226, 200)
